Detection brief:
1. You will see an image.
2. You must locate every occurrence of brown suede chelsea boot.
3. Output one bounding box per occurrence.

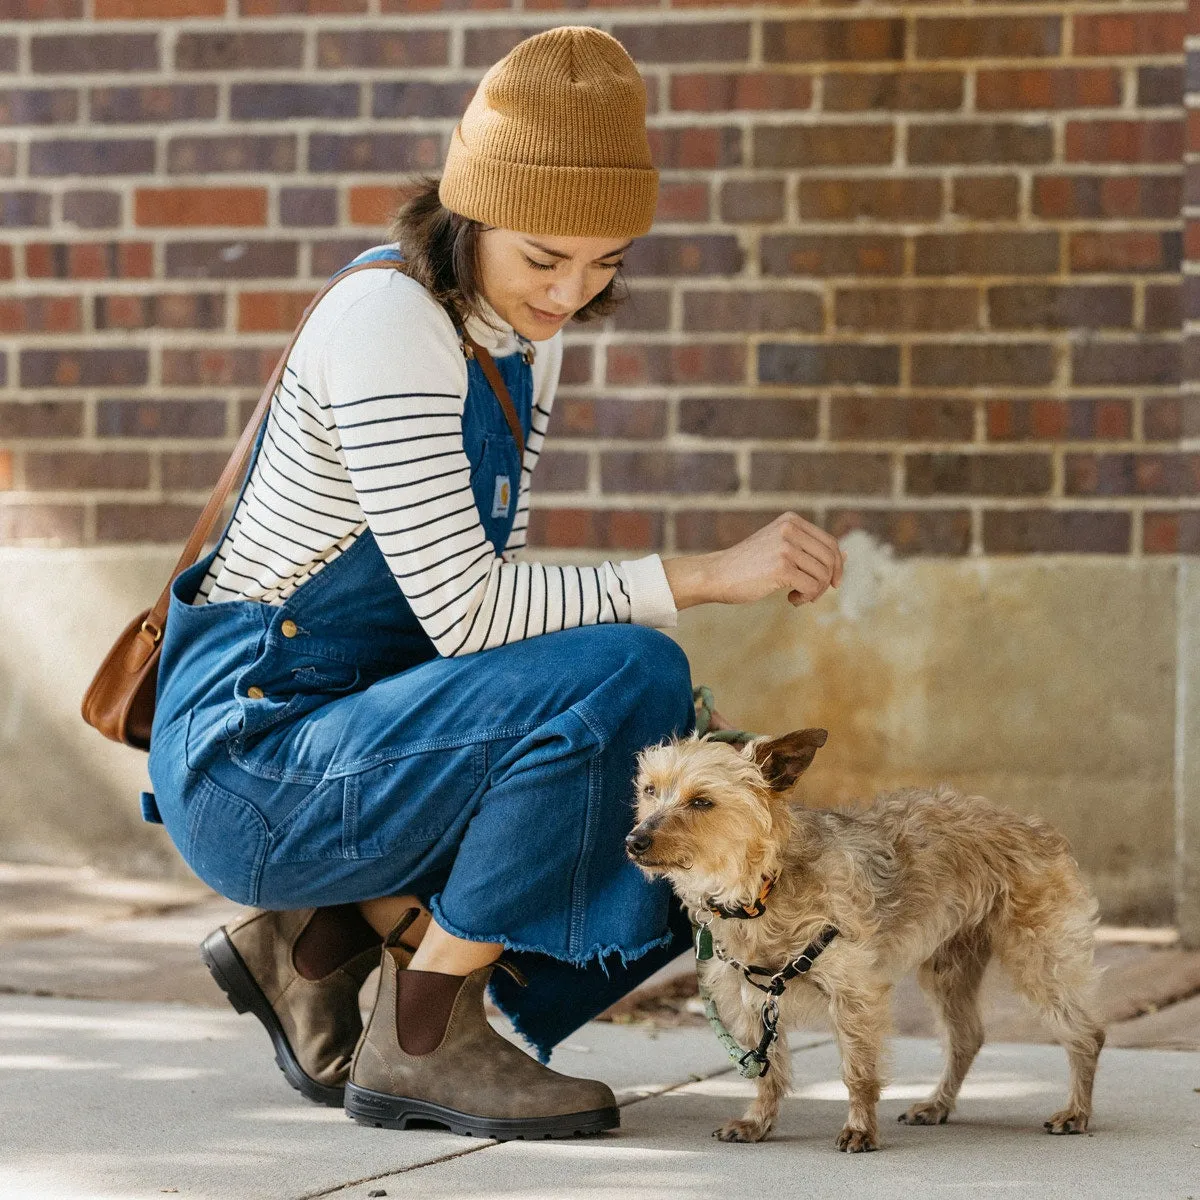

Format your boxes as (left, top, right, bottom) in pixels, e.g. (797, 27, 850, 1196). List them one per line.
(200, 905, 401, 1107)
(344, 931, 619, 1140)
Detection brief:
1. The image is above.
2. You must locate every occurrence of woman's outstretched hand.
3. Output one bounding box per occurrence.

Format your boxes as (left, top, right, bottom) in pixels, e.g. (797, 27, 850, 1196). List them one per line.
(662, 512, 845, 611)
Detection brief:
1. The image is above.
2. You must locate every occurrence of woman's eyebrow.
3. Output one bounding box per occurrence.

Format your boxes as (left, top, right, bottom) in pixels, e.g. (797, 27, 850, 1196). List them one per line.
(523, 238, 633, 262)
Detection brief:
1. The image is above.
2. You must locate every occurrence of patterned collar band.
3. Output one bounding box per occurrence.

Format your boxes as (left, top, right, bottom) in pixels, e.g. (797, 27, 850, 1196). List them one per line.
(707, 875, 775, 920)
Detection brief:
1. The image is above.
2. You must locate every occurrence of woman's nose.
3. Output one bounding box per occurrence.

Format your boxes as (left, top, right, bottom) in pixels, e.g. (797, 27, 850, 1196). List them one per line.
(547, 272, 586, 311)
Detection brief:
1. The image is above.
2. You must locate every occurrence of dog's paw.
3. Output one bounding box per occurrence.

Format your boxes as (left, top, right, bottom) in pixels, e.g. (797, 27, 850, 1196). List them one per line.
(897, 1101, 950, 1126)
(713, 1118, 770, 1144)
(1043, 1108, 1089, 1135)
(836, 1126, 879, 1153)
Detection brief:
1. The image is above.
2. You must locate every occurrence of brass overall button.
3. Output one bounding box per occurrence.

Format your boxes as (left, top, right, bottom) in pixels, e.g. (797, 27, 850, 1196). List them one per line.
(280, 619, 298, 638)
(247, 686, 265, 700)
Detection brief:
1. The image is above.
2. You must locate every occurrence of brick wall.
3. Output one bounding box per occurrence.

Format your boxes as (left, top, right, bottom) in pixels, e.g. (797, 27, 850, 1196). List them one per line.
(0, 0, 1195, 558)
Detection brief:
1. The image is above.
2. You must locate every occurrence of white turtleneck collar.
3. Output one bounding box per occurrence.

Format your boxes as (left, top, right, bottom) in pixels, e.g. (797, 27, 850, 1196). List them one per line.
(463, 294, 526, 357)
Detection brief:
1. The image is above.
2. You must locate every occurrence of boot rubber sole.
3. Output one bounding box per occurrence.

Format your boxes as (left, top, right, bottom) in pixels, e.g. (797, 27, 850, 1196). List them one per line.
(199, 926, 345, 1108)
(344, 1082, 620, 1140)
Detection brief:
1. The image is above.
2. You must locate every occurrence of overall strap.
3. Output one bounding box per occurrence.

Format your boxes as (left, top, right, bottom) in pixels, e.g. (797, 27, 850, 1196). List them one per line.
(461, 331, 526, 463)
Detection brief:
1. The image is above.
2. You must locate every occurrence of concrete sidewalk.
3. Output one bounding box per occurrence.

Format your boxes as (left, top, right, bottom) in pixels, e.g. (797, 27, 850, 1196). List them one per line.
(2, 993, 1198, 1200)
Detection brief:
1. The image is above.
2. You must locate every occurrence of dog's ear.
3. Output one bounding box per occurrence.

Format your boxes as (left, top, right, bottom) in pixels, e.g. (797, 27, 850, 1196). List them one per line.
(749, 729, 828, 790)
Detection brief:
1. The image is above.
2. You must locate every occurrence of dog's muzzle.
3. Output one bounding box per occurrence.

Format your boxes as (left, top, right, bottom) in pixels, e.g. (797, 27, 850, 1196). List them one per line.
(625, 829, 653, 859)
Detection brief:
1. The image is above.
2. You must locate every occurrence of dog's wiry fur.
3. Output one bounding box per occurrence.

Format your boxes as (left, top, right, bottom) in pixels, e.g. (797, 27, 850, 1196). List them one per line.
(628, 731, 1105, 1151)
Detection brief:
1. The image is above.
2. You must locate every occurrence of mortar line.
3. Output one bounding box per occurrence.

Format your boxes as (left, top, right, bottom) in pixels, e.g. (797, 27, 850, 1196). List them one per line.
(295, 1034, 835, 1198)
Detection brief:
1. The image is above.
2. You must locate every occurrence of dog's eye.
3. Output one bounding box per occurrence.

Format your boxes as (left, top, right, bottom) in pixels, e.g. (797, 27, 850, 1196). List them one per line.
(688, 796, 714, 810)
(642, 783, 656, 798)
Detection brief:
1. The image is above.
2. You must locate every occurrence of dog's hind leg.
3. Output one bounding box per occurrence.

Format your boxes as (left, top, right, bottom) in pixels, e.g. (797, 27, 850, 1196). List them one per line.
(830, 985, 890, 1152)
(714, 1022, 792, 1144)
(995, 906, 1105, 1135)
(899, 928, 990, 1127)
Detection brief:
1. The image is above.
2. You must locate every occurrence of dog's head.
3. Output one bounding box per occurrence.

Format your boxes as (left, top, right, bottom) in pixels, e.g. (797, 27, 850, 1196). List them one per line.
(626, 729, 827, 902)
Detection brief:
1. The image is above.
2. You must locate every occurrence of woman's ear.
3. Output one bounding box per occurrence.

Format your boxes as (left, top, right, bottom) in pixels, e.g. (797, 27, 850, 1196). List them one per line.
(747, 729, 828, 791)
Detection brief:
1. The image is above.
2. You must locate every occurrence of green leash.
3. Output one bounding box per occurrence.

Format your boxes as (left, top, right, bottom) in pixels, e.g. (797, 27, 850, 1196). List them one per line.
(692, 685, 758, 746)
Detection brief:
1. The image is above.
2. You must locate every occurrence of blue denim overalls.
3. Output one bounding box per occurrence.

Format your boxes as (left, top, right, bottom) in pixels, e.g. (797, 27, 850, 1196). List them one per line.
(145, 246, 694, 1059)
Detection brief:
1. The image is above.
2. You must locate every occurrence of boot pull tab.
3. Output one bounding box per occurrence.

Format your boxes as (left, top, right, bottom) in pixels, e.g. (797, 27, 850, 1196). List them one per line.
(382, 908, 422, 950)
(492, 957, 527, 987)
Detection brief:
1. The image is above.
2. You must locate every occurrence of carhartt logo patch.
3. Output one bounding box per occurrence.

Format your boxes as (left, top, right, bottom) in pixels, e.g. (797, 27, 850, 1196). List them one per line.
(491, 474, 511, 518)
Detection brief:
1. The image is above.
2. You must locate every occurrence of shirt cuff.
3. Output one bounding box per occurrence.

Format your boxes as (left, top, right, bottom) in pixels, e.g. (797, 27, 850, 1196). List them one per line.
(619, 554, 679, 629)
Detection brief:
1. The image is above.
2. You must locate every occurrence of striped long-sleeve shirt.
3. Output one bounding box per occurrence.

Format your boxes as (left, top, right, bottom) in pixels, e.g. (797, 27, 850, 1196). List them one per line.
(193, 252, 678, 656)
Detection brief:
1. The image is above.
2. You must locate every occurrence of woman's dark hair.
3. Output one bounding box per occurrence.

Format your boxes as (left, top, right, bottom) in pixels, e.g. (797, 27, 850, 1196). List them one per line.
(386, 177, 627, 331)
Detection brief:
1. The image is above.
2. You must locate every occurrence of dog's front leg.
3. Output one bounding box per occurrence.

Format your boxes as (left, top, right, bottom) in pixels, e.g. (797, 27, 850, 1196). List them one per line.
(714, 1022, 791, 1143)
(830, 987, 889, 1152)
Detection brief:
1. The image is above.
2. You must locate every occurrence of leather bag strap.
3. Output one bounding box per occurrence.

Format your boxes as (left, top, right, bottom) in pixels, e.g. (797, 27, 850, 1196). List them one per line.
(462, 332, 526, 463)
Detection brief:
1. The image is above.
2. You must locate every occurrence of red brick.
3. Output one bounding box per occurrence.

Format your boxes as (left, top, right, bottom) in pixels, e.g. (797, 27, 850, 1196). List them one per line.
(0, 504, 85, 546)
(798, 177, 941, 223)
(754, 123, 893, 168)
(96, 503, 200, 543)
(751, 451, 892, 495)
(951, 176, 1020, 220)
(24, 241, 153, 279)
(648, 127, 742, 169)
(162, 346, 282, 387)
(347, 185, 403, 226)
(96, 0, 224, 15)
(1066, 119, 1182, 164)
(25, 450, 149, 490)
(670, 72, 811, 112)
(915, 17, 1062, 60)
(0, 452, 11, 490)
(135, 188, 268, 228)
(1072, 12, 1185, 57)
(828, 508, 971, 557)
(550, 399, 666, 441)
(830, 396, 975, 443)
(237, 290, 314, 332)
(834, 287, 981, 333)
(528, 508, 663, 552)
(983, 510, 1130, 554)
(606, 343, 745, 386)
(822, 71, 962, 113)
(682, 289, 823, 334)
(601, 451, 738, 495)
(1070, 230, 1180, 273)
(911, 343, 1056, 388)
(1035, 174, 1180, 220)
(0, 400, 83, 439)
(95, 292, 225, 331)
(655, 182, 710, 222)
(1143, 512, 1200, 554)
(986, 399, 1131, 442)
(906, 452, 1052, 497)
(762, 18, 904, 63)
(1065, 453, 1200, 496)
(976, 68, 1121, 111)
(678, 397, 819, 440)
(761, 234, 904, 278)
(243, 0, 369, 12)
(0, 296, 81, 333)
(675, 508, 812, 553)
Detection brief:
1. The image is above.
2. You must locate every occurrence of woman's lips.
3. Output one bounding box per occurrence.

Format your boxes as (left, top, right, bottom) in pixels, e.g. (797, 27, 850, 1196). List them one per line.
(528, 304, 568, 324)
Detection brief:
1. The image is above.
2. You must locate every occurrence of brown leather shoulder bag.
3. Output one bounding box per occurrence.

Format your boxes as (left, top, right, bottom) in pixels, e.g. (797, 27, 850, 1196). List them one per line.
(80, 260, 526, 751)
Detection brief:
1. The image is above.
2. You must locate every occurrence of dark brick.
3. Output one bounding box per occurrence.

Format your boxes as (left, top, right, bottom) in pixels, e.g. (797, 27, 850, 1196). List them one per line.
(168, 135, 296, 175)
(798, 177, 941, 223)
(90, 85, 218, 124)
(1138, 65, 1183, 108)
(609, 288, 671, 333)
(372, 80, 475, 119)
(912, 343, 1056, 387)
(6, 0, 83, 15)
(528, 508, 664, 553)
(682, 289, 823, 333)
(907, 452, 1051, 497)
(675, 508, 811, 552)
(231, 82, 361, 121)
(625, 235, 743, 277)
(1144, 396, 1200, 441)
(318, 28, 450, 68)
(679, 397, 819, 441)
(915, 232, 1059, 277)
(0, 191, 52, 227)
(1143, 511, 1200, 554)
(1073, 341, 1179, 387)
(0, 88, 78, 125)
(94, 292, 225, 330)
(613, 22, 750, 64)
(62, 190, 121, 229)
(0, 504, 85, 546)
(162, 346, 282, 387)
(761, 234, 904, 277)
(531, 449, 588, 492)
(164, 240, 299, 280)
(670, 72, 812, 113)
(989, 284, 1133, 330)
(21, 348, 147, 388)
(751, 451, 891, 495)
(758, 343, 900, 387)
(719, 179, 785, 223)
(0, 400, 83, 439)
(550, 398, 666, 441)
(97, 398, 226, 439)
(762, 18, 904, 63)
(915, 17, 1062, 59)
(909, 122, 1053, 165)
(1147, 282, 1182, 332)
(601, 451, 738, 494)
(96, 503, 200, 543)
(25, 450, 149, 490)
(606, 343, 745, 386)
(983, 509, 1130, 554)
(951, 176, 1020, 220)
(822, 70, 963, 112)
(161, 449, 228, 487)
(32, 34, 157, 74)
(754, 123, 893, 167)
(830, 396, 975, 442)
(280, 187, 338, 227)
(461, 26, 547, 68)
(30, 138, 155, 176)
(0, 40, 16, 74)
(309, 237, 376, 277)
(987, 398, 1131, 442)
(1065, 453, 1200, 497)
(309, 133, 444, 174)
(175, 31, 304, 70)
(834, 286, 981, 332)
(828, 508, 972, 556)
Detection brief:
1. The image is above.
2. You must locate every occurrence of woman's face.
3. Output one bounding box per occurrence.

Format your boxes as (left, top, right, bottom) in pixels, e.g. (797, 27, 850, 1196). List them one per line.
(476, 228, 632, 341)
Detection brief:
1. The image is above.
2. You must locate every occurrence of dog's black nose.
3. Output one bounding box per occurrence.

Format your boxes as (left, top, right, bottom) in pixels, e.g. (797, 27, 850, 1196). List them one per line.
(625, 830, 652, 856)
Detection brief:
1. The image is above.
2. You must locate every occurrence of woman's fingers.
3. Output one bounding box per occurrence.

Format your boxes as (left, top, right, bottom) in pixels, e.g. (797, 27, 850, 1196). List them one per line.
(779, 513, 844, 588)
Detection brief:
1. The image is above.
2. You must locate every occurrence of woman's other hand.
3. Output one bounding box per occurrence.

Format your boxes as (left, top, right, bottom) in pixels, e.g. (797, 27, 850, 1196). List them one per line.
(662, 512, 845, 611)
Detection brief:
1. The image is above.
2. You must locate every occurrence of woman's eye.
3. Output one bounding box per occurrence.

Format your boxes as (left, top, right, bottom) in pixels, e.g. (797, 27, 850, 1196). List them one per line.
(524, 256, 556, 271)
(689, 797, 713, 810)
(598, 260, 623, 271)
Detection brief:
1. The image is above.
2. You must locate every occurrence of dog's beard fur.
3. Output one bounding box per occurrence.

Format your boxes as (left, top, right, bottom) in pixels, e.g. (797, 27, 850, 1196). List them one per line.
(627, 730, 1105, 1152)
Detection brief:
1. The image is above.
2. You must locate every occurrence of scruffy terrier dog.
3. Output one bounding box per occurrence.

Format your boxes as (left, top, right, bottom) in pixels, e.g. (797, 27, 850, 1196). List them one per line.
(626, 730, 1105, 1152)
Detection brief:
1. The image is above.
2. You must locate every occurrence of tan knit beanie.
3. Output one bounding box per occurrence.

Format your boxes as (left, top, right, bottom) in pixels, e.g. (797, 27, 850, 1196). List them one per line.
(439, 26, 658, 239)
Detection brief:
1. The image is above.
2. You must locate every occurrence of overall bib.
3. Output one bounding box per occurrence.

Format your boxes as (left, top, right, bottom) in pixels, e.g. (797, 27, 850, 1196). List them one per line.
(145, 246, 694, 1059)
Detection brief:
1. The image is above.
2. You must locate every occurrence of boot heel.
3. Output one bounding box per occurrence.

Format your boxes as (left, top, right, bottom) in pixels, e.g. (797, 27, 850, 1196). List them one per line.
(199, 929, 254, 1014)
